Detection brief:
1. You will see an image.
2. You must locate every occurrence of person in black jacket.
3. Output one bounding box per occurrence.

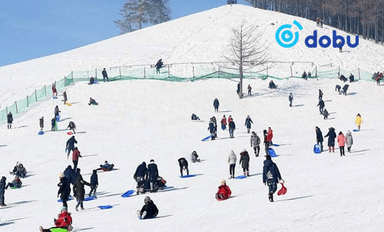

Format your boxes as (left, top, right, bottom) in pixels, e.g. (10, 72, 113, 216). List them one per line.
(262, 155, 282, 202)
(138, 196, 158, 219)
(7, 112, 13, 129)
(239, 150, 250, 176)
(102, 68, 109, 82)
(208, 118, 216, 140)
(178, 157, 189, 176)
(66, 136, 77, 159)
(73, 175, 90, 211)
(228, 119, 236, 138)
(213, 98, 219, 112)
(147, 160, 159, 191)
(54, 105, 61, 118)
(39, 117, 44, 131)
(288, 93, 293, 107)
(317, 99, 325, 114)
(63, 165, 73, 184)
(63, 91, 68, 105)
(324, 127, 337, 152)
(67, 121, 76, 134)
(134, 162, 148, 189)
(0, 176, 7, 206)
(155, 59, 163, 74)
(51, 117, 57, 131)
(318, 89, 323, 101)
(315, 126, 324, 152)
(58, 173, 71, 208)
(89, 170, 98, 198)
(244, 115, 253, 133)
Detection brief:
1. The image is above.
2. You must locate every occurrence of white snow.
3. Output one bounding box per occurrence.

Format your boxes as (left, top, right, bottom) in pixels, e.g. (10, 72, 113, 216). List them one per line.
(1, 4, 384, 232)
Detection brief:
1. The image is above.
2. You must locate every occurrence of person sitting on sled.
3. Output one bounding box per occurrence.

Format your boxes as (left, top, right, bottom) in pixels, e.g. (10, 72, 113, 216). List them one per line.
(138, 196, 159, 219)
(96, 160, 114, 171)
(39, 206, 73, 232)
(215, 180, 231, 200)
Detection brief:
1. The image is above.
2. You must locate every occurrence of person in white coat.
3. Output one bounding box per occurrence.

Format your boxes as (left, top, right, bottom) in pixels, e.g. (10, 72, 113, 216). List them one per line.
(345, 130, 353, 152)
(227, 150, 237, 179)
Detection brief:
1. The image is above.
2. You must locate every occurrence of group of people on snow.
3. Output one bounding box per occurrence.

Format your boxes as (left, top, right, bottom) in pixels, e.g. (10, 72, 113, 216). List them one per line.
(133, 160, 166, 194)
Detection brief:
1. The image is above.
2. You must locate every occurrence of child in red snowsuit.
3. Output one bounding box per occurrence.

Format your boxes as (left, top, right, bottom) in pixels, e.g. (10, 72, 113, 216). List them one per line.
(215, 180, 232, 200)
(40, 207, 73, 232)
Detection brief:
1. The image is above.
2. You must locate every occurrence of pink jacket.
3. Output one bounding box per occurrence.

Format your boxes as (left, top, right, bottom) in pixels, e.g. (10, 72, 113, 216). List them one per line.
(337, 134, 346, 147)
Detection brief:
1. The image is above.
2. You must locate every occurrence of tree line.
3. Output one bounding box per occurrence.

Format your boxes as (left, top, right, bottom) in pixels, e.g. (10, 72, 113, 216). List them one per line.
(244, 0, 384, 44)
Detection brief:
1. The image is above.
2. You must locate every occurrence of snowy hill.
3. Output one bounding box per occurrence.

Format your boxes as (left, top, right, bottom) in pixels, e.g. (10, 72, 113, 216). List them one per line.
(1, 4, 384, 232)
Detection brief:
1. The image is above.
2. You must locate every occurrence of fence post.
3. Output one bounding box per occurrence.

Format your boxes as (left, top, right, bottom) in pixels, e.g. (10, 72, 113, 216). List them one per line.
(290, 65, 292, 77)
(315, 66, 318, 78)
(44, 85, 46, 96)
(338, 66, 340, 77)
(15, 101, 18, 113)
(168, 65, 170, 78)
(27, 95, 29, 107)
(71, 71, 74, 82)
(267, 66, 269, 77)
(6, 106, 8, 115)
(95, 68, 97, 78)
(218, 67, 221, 78)
(358, 68, 361, 80)
(119, 67, 121, 79)
(144, 67, 146, 78)
(35, 90, 37, 101)
(193, 65, 195, 78)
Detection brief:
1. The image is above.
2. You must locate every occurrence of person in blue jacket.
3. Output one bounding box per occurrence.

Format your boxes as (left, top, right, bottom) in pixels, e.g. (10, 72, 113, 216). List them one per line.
(89, 170, 98, 198)
(208, 118, 216, 140)
(63, 165, 73, 184)
(324, 127, 337, 152)
(244, 115, 253, 133)
(66, 136, 78, 159)
(147, 160, 159, 191)
(0, 176, 7, 206)
(262, 155, 282, 202)
(213, 98, 220, 112)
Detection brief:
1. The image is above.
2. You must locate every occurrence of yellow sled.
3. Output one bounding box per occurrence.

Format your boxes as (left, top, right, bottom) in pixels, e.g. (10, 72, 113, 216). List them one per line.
(65, 102, 72, 106)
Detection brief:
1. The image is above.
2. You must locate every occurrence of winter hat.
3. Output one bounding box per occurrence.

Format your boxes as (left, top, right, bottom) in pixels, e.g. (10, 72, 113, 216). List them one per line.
(265, 155, 271, 160)
(150, 159, 154, 163)
(144, 196, 151, 203)
(59, 173, 65, 178)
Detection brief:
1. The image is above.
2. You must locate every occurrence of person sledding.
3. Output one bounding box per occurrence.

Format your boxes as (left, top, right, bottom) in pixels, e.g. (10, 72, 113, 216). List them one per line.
(137, 196, 158, 219)
(262, 155, 282, 202)
(39, 206, 73, 232)
(134, 162, 148, 193)
(96, 160, 115, 171)
(178, 157, 189, 176)
(215, 180, 232, 200)
(191, 151, 200, 163)
(10, 162, 27, 178)
(88, 97, 98, 105)
(6, 175, 22, 189)
(191, 113, 200, 120)
(66, 121, 76, 134)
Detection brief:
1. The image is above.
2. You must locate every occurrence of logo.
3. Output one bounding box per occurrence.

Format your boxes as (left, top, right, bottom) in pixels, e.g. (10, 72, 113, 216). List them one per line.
(275, 20, 303, 48)
(276, 21, 359, 48)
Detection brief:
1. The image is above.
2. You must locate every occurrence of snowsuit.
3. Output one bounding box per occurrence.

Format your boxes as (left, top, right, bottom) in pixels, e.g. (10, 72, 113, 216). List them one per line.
(262, 158, 282, 202)
(7, 112, 13, 129)
(221, 116, 227, 130)
(289, 94, 293, 107)
(208, 119, 216, 140)
(57, 177, 71, 208)
(244, 116, 253, 133)
(73, 176, 90, 210)
(346, 130, 353, 152)
(89, 170, 98, 197)
(147, 162, 159, 190)
(316, 127, 324, 152)
(54, 211, 73, 229)
(337, 133, 346, 156)
(251, 132, 261, 157)
(317, 100, 325, 114)
(355, 115, 362, 131)
(66, 136, 77, 158)
(239, 150, 250, 176)
(213, 98, 219, 112)
(212, 116, 218, 138)
(72, 148, 82, 170)
(139, 199, 159, 219)
(324, 128, 337, 152)
(102, 68, 108, 82)
(216, 184, 231, 200)
(178, 158, 189, 176)
(228, 151, 237, 178)
(228, 120, 236, 138)
(0, 177, 7, 206)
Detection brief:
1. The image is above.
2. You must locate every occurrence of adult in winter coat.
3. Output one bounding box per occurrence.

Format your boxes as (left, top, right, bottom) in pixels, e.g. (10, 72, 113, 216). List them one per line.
(318, 89, 323, 101)
(147, 160, 159, 190)
(54, 105, 61, 118)
(345, 130, 353, 152)
(67, 121, 76, 134)
(213, 98, 220, 112)
(72, 147, 82, 170)
(337, 131, 346, 156)
(216, 180, 232, 200)
(73, 175, 90, 211)
(262, 155, 282, 202)
(263, 129, 269, 155)
(267, 127, 273, 145)
(228, 119, 236, 138)
(66, 136, 77, 158)
(289, 93, 293, 107)
(250, 131, 261, 157)
(89, 170, 98, 197)
(247, 84, 252, 95)
(315, 126, 324, 152)
(11, 162, 27, 178)
(355, 113, 363, 131)
(208, 118, 216, 140)
(52, 83, 57, 97)
(191, 151, 200, 163)
(335, 85, 341, 94)
(317, 99, 325, 114)
(0, 176, 7, 206)
(178, 157, 189, 176)
(220, 115, 227, 130)
(134, 162, 148, 184)
(324, 127, 337, 152)
(63, 165, 73, 184)
(57, 173, 71, 208)
(227, 150, 237, 179)
(244, 115, 253, 133)
(155, 59, 163, 74)
(102, 68, 109, 82)
(39, 207, 73, 232)
(228, 115, 233, 123)
(212, 116, 218, 138)
(7, 112, 13, 129)
(138, 196, 159, 219)
(323, 109, 329, 120)
(39, 117, 44, 131)
(51, 117, 56, 131)
(63, 91, 68, 105)
(341, 84, 349, 95)
(239, 150, 250, 176)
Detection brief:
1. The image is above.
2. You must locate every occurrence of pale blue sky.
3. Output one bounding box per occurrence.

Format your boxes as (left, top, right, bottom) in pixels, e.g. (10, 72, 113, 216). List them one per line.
(0, 0, 247, 67)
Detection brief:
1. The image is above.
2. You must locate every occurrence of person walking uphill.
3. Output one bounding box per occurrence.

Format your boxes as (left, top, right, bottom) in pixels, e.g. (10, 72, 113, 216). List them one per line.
(315, 126, 324, 152)
(228, 150, 237, 179)
(89, 170, 98, 198)
(228, 118, 236, 138)
(73, 175, 90, 211)
(262, 155, 282, 202)
(72, 147, 82, 170)
(337, 131, 346, 156)
(251, 131, 261, 157)
(213, 98, 220, 112)
(317, 99, 325, 114)
(355, 113, 363, 131)
(102, 68, 109, 82)
(39, 116, 44, 131)
(155, 59, 163, 74)
(7, 112, 13, 129)
(220, 115, 227, 130)
(57, 173, 71, 209)
(324, 127, 337, 152)
(289, 93, 293, 107)
(239, 149, 250, 177)
(244, 115, 253, 133)
(346, 130, 353, 152)
(208, 118, 216, 140)
(66, 136, 78, 159)
(0, 176, 7, 206)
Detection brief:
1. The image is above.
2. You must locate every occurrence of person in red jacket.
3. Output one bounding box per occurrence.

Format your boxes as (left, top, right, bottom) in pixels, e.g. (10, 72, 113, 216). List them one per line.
(228, 115, 233, 123)
(337, 131, 346, 156)
(215, 180, 231, 200)
(39, 207, 73, 232)
(72, 147, 82, 170)
(220, 115, 227, 130)
(267, 127, 273, 145)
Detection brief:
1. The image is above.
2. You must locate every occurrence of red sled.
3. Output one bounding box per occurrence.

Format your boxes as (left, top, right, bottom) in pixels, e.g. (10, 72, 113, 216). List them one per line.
(67, 132, 73, 135)
(277, 183, 287, 196)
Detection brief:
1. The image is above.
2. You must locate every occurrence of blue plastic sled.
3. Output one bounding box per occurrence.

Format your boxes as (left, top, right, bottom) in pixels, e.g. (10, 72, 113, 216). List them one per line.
(98, 205, 112, 209)
(84, 195, 96, 201)
(38, 131, 45, 135)
(121, 190, 135, 198)
(180, 174, 196, 178)
(56, 115, 61, 122)
(314, 144, 321, 154)
(57, 196, 73, 202)
(271, 144, 280, 147)
(353, 129, 359, 132)
(235, 175, 247, 179)
(201, 135, 211, 141)
(53, 96, 58, 99)
(268, 148, 277, 157)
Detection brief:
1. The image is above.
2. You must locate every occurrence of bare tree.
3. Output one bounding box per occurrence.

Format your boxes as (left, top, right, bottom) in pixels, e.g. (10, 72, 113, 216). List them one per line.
(223, 21, 270, 99)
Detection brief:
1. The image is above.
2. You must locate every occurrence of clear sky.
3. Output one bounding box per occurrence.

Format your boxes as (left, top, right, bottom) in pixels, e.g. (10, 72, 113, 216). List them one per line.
(0, 0, 248, 67)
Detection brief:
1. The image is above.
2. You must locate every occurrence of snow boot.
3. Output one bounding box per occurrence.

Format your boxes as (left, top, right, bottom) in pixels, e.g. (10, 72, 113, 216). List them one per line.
(247, 171, 250, 177)
(268, 194, 274, 202)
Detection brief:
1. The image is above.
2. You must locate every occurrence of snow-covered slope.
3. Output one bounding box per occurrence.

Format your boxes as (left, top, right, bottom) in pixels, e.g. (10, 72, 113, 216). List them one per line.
(1, 4, 384, 232)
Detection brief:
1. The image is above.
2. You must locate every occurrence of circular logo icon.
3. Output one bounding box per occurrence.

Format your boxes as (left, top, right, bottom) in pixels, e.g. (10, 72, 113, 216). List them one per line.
(275, 20, 303, 48)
